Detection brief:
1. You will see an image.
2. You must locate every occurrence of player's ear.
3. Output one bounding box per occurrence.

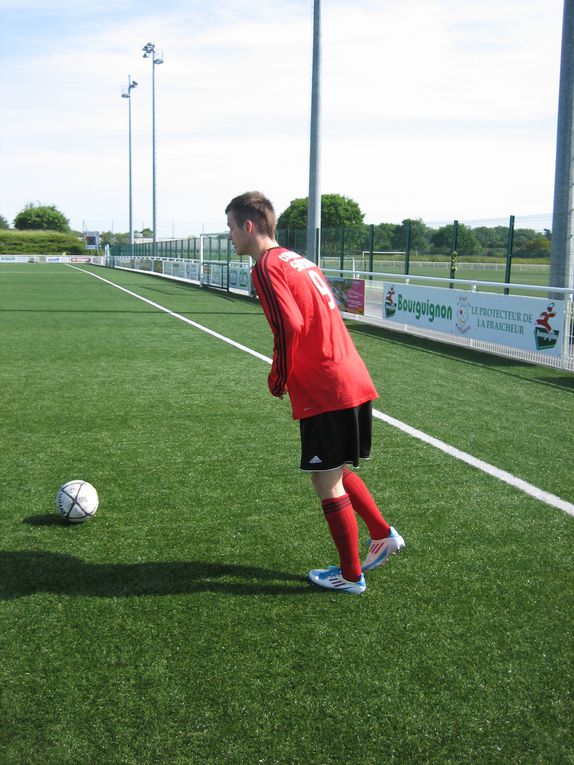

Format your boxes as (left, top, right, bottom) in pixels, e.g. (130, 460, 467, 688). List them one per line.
(243, 219, 254, 234)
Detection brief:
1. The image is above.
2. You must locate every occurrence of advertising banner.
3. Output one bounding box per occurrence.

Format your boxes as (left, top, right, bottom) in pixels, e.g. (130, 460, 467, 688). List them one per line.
(169, 261, 187, 278)
(203, 263, 224, 287)
(327, 277, 365, 315)
(229, 265, 251, 294)
(382, 282, 565, 356)
(185, 262, 200, 282)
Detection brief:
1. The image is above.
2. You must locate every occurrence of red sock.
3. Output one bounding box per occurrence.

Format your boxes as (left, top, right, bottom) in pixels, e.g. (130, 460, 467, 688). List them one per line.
(321, 494, 362, 582)
(342, 468, 391, 540)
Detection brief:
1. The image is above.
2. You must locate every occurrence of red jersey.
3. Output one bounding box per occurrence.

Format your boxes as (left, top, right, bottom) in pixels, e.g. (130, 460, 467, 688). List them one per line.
(252, 247, 378, 419)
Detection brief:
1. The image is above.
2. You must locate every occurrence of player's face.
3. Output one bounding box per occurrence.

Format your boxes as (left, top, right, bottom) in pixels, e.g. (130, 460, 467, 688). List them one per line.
(227, 212, 251, 256)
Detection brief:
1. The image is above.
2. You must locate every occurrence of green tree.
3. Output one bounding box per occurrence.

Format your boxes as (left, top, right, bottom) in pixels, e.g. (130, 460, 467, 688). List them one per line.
(430, 223, 481, 257)
(277, 193, 364, 230)
(100, 231, 131, 246)
(278, 198, 308, 230)
(391, 219, 432, 253)
(473, 226, 508, 257)
(372, 223, 396, 251)
(14, 203, 70, 232)
(99, 231, 115, 246)
(513, 230, 551, 259)
(0, 215, 10, 230)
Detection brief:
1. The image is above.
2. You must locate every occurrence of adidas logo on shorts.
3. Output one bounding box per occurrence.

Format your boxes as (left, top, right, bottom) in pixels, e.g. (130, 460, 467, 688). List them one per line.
(309, 455, 323, 464)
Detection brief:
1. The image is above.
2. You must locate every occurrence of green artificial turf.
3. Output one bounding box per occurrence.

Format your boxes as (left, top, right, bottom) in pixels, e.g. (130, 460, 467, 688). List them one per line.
(0, 264, 572, 764)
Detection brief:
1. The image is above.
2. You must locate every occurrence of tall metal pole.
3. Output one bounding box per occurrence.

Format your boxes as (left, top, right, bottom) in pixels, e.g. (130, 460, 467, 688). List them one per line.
(307, 0, 321, 264)
(143, 43, 163, 257)
(550, 0, 574, 291)
(152, 56, 157, 255)
(129, 78, 134, 251)
(122, 76, 138, 253)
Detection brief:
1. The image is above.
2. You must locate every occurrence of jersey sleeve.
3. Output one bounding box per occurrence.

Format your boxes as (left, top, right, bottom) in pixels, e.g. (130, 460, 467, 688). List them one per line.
(253, 252, 304, 397)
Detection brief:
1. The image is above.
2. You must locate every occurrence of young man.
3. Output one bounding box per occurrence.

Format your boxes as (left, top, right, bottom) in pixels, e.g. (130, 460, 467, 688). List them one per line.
(225, 191, 405, 595)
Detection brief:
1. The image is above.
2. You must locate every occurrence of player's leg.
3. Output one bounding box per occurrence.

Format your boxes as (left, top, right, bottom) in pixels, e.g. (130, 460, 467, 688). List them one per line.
(326, 400, 391, 539)
(310, 467, 344, 499)
(342, 467, 390, 539)
(344, 467, 405, 570)
(309, 469, 362, 584)
(346, 402, 405, 571)
(299, 413, 364, 592)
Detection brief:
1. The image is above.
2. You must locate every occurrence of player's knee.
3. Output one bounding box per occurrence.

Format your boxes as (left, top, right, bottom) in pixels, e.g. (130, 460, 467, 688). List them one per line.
(310, 469, 344, 499)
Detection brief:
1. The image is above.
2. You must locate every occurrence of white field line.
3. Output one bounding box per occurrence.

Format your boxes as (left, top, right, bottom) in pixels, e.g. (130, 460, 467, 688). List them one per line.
(69, 265, 574, 517)
(67, 265, 272, 365)
(371, 410, 574, 517)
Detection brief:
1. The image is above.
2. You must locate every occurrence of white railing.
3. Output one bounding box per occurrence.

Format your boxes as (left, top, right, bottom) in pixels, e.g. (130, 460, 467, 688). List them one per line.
(325, 267, 573, 371)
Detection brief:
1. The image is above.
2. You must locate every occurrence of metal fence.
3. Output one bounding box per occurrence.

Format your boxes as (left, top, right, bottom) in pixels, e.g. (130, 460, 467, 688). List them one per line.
(109, 214, 553, 289)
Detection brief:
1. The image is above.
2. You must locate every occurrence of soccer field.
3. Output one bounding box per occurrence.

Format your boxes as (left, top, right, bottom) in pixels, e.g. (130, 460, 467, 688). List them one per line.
(1, 264, 573, 765)
(375, 261, 549, 293)
(324, 257, 551, 296)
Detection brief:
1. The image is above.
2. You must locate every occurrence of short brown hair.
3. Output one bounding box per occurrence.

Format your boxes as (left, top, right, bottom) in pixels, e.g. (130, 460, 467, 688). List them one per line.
(225, 191, 276, 237)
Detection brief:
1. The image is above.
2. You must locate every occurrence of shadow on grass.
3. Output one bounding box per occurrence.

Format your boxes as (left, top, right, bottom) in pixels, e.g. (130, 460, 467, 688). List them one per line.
(0, 549, 310, 599)
(24, 515, 64, 527)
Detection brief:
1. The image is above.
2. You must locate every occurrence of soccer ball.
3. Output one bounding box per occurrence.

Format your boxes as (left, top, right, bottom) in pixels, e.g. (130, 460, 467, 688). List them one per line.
(56, 480, 99, 523)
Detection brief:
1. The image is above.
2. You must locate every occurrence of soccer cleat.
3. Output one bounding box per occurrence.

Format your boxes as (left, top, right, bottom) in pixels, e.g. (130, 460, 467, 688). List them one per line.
(307, 566, 366, 595)
(362, 527, 405, 571)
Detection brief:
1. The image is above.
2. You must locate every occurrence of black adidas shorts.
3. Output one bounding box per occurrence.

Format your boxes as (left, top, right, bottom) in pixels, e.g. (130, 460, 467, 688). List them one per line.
(299, 401, 373, 472)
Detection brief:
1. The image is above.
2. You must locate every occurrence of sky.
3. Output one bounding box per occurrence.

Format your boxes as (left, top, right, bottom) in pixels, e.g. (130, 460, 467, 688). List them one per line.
(0, 0, 565, 237)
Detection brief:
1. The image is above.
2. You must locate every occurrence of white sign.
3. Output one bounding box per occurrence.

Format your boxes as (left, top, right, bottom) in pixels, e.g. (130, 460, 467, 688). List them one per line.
(382, 282, 564, 356)
(229, 265, 252, 294)
(84, 232, 100, 250)
(185, 262, 200, 282)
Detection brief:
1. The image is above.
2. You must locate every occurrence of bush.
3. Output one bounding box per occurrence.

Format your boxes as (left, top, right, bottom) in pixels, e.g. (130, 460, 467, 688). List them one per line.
(0, 229, 85, 255)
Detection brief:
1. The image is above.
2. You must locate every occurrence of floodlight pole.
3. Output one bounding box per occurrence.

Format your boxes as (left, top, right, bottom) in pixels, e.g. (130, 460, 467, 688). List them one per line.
(122, 76, 138, 254)
(143, 42, 164, 258)
(307, 0, 321, 264)
(550, 0, 574, 292)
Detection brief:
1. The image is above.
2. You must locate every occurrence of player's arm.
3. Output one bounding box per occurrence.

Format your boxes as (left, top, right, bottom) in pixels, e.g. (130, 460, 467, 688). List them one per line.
(253, 256, 303, 397)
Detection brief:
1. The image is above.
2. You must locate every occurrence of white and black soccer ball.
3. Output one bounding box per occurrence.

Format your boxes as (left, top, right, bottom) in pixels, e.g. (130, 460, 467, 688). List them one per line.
(56, 480, 99, 524)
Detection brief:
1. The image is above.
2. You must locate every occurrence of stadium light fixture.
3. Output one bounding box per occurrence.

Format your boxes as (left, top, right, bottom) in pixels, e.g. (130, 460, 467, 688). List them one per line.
(122, 76, 138, 252)
(142, 42, 164, 256)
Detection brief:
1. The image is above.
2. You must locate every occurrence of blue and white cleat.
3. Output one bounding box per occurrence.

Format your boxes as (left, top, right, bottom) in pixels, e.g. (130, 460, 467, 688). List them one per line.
(362, 527, 405, 572)
(307, 566, 366, 595)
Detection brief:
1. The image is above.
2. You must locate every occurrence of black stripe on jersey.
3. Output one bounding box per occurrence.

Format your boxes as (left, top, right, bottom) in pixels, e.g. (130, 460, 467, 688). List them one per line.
(255, 250, 288, 394)
(256, 251, 288, 394)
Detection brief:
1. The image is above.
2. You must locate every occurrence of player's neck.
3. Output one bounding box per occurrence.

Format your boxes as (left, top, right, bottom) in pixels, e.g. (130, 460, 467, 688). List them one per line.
(252, 237, 280, 261)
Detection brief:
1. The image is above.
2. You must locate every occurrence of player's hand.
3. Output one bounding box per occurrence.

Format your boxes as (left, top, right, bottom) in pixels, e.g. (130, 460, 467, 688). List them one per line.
(268, 374, 286, 399)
